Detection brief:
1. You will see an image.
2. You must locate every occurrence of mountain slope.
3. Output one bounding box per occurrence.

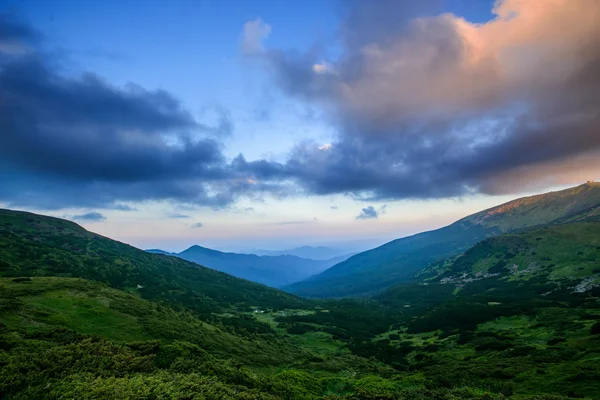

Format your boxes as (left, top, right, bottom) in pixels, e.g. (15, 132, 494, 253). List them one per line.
(0, 209, 307, 315)
(166, 245, 347, 287)
(378, 219, 600, 313)
(285, 182, 600, 298)
(0, 276, 299, 364)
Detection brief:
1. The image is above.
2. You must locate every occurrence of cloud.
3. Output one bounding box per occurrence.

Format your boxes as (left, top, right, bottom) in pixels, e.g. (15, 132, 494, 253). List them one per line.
(356, 205, 386, 220)
(0, 15, 287, 211)
(273, 220, 311, 226)
(191, 222, 204, 228)
(72, 212, 106, 222)
(251, 0, 600, 198)
(112, 204, 137, 211)
(167, 213, 190, 219)
(312, 62, 333, 75)
(4, 4, 599, 214)
(0, 13, 40, 54)
(197, 104, 235, 137)
(241, 18, 271, 55)
(329, 205, 338, 210)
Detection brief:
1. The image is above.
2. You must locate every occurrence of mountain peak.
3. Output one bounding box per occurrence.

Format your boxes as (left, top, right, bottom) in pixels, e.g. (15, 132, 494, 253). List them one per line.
(182, 244, 218, 254)
(467, 182, 600, 229)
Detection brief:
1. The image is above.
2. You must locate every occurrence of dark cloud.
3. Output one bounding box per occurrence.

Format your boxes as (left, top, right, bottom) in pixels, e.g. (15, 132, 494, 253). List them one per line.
(191, 222, 203, 228)
(356, 205, 386, 220)
(167, 213, 190, 219)
(273, 220, 311, 226)
(0, 13, 40, 53)
(112, 204, 137, 212)
(72, 212, 106, 222)
(0, 16, 283, 210)
(250, 0, 600, 198)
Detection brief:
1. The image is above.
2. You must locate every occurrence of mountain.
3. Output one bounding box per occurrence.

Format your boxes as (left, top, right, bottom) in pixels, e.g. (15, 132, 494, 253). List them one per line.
(147, 245, 350, 288)
(145, 248, 173, 255)
(378, 217, 600, 313)
(0, 209, 307, 315)
(285, 182, 600, 298)
(1, 208, 600, 398)
(251, 246, 355, 260)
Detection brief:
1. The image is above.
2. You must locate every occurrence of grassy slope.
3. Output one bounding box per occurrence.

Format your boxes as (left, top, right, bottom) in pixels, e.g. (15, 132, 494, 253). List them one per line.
(0, 277, 298, 365)
(418, 220, 600, 283)
(285, 182, 600, 298)
(0, 209, 308, 316)
(376, 219, 600, 330)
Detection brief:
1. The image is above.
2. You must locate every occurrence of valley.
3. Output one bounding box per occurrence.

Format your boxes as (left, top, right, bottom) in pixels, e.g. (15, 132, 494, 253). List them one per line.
(1, 183, 600, 398)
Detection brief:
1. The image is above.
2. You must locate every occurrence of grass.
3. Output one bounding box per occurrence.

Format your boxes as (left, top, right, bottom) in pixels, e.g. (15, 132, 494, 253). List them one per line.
(0, 277, 152, 342)
(251, 309, 348, 356)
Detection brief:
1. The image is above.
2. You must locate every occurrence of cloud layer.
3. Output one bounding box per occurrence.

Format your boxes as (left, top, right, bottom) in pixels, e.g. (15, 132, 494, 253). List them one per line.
(0, 14, 278, 210)
(252, 0, 600, 198)
(3, 2, 600, 213)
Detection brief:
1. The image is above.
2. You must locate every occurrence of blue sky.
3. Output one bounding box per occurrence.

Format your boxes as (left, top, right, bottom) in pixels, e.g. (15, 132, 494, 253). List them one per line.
(1, 0, 599, 252)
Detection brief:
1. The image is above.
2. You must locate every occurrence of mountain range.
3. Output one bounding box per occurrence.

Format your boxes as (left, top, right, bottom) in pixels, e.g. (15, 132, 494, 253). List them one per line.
(146, 245, 351, 288)
(249, 246, 356, 260)
(285, 182, 600, 297)
(1, 183, 600, 398)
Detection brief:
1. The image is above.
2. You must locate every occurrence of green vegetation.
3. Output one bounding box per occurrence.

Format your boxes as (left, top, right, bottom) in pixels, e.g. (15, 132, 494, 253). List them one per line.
(285, 182, 600, 298)
(1, 202, 600, 398)
(0, 209, 308, 318)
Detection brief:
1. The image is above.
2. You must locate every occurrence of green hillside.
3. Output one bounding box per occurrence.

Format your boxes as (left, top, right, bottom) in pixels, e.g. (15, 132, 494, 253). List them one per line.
(1, 208, 600, 398)
(0, 209, 307, 317)
(285, 183, 600, 298)
(0, 277, 299, 365)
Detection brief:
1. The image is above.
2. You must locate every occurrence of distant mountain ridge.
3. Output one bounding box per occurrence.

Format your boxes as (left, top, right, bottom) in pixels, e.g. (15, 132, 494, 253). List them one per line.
(250, 246, 356, 260)
(284, 182, 600, 298)
(147, 245, 351, 288)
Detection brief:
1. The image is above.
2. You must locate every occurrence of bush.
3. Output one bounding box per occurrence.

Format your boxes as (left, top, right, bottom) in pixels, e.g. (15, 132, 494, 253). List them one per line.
(590, 322, 600, 335)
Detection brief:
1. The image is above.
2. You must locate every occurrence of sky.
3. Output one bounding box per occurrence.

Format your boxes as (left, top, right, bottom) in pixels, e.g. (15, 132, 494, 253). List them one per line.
(1, 0, 599, 252)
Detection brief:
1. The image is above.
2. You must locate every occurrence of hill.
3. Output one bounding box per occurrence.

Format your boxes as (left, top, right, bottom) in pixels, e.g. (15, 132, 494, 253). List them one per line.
(285, 182, 600, 298)
(0, 209, 307, 317)
(1, 208, 600, 398)
(151, 245, 348, 288)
